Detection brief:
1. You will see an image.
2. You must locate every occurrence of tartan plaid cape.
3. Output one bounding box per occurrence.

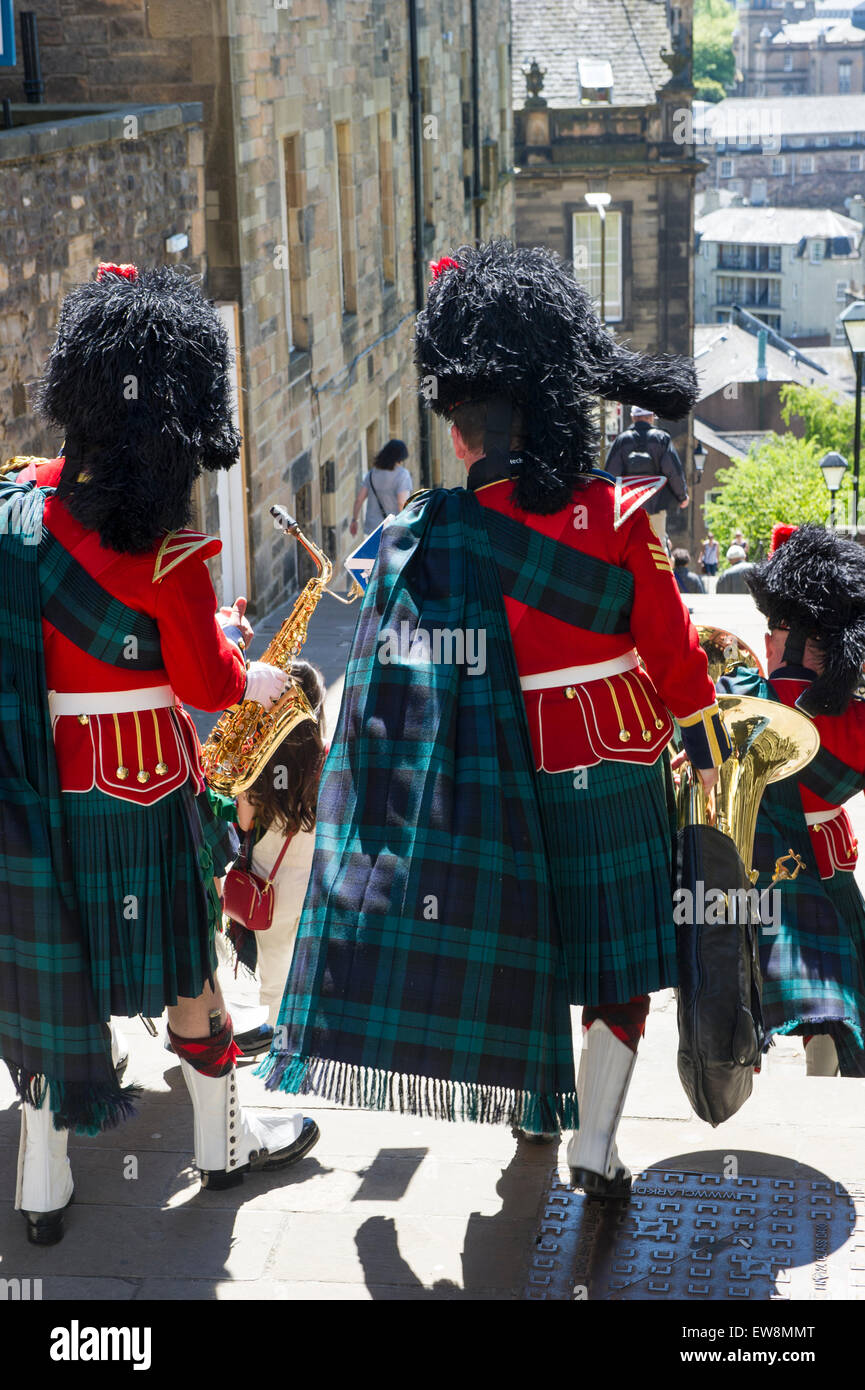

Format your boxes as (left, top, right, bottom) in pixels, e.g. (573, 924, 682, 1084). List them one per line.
(719, 665, 865, 1074)
(260, 487, 579, 1131)
(0, 480, 134, 1133)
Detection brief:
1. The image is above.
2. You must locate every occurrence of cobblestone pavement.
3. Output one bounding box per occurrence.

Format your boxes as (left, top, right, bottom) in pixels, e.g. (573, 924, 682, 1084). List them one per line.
(2, 592, 863, 1301)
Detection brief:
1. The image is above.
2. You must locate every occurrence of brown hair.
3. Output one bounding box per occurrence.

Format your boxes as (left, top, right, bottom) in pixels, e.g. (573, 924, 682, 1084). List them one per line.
(243, 660, 326, 835)
(449, 398, 526, 453)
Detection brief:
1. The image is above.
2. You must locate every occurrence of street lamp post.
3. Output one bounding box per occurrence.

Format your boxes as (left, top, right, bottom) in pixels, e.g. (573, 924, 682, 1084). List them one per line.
(840, 301, 865, 536)
(819, 451, 848, 531)
(585, 191, 612, 468)
(693, 439, 706, 553)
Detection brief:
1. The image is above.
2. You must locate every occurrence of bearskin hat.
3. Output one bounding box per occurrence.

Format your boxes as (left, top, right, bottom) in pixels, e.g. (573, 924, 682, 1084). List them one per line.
(414, 239, 699, 513)
(747, 523, 865, 716)
(35, 263, 241, 554)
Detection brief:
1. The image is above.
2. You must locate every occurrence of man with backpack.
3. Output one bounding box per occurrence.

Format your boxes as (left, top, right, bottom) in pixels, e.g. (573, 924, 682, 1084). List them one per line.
(605, 405, 689, 542)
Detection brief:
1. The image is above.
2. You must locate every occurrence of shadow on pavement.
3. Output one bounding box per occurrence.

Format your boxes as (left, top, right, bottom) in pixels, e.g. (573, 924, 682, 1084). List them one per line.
(355, 1139, 556, 1300)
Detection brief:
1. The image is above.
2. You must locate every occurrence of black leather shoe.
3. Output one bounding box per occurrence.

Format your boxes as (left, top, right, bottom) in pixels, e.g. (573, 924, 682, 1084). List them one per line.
(200, 1118, 321, 1191)
(23, 1192, 73, 1246)
(233, 1023, 275, 1058)
(569, 1165, 632, 1199)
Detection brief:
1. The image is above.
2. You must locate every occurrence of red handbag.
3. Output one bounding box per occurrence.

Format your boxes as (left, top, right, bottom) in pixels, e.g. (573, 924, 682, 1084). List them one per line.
(222, 830, 293, 932)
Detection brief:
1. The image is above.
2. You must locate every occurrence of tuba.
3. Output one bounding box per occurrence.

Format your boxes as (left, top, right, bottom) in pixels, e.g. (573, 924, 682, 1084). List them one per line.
(676, 626, 819, 877)
(201, 506, 360, 796)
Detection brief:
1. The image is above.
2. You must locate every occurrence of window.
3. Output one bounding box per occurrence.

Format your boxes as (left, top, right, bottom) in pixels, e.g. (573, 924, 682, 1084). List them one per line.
(461, 50, 472, 202)
(280, 135, 308, 351)
(789, 136, 806, 148)
(771, 156, 786, 175)
(498, 44, 509, 173)
(840, 61, 852, 95)
(792, 283, 798, 300)
(851, 154, 862, 171)
(837, 280, 849, 301)
(719, 157, 735, 178)
(750, 178, 768, 204)
(810, 240, 825, 264)
(335, 121, 358, 314)
(784, 53, 793, 72)
(377, 110, 396, 287)
(571, 210, 623, 321)
(365, 420, 379, 474)
(816, 136, 830, 147)
(839, 134, 855, 147)
(387, 392, 401, 440)
(294, 480, 316, 585)
(420, 58, 435, 224)
(798, 154, 814, 174)
(769, 246, 782, 271)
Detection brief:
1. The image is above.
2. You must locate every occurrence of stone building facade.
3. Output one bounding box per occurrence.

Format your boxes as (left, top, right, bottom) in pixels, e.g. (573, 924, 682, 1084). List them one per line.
(696, 94, 865, 213)
(0, 1, 514, 614)
(734, 0, 865, 97)
(512, 0, 699, 546)
(695, 202, 865, 343)
(0, 103, 205, 451)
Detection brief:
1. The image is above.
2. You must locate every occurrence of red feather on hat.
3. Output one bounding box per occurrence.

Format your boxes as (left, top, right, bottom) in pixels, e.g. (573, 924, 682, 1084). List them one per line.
(768, 523, 797, 555)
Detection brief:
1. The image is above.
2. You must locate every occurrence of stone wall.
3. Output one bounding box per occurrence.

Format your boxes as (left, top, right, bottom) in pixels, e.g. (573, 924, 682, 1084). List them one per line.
(0, 103, 205, 461)
(1, 1, 514, 614)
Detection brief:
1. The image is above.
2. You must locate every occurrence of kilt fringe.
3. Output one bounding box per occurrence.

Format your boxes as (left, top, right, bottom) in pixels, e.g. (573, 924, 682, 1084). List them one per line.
(259, 1052, 579, 1133)
(9, 1068, 139, 1136)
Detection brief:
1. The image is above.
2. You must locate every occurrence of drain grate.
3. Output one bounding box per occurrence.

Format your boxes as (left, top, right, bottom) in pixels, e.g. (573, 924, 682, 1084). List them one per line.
(525, 1168, 865, 1300)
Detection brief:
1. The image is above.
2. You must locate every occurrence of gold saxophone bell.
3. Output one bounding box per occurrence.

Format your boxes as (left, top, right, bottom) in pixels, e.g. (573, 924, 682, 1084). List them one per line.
(201, 507, 359, 797)
(676, 628, 820, 878)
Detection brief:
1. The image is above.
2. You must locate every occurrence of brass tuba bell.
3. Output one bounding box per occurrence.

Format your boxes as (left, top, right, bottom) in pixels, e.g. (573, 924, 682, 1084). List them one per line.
(676, 628, 820, 878)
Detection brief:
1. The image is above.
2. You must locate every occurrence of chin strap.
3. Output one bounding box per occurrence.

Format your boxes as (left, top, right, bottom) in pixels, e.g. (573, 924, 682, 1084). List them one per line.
(482, 397, 513, 476)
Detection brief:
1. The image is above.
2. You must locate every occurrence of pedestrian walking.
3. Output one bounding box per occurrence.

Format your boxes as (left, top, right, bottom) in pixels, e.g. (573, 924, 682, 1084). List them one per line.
(718, 523, 865, 1077)
(263, 240, 730, 1198)
(349, 439, 412, 537)
(226, 660, 327, 1039)
(716, 543, 755, 594)
(604, 405, 689, 544)
(1, 264, 318, 1245)
(700, 533, 719, 577)
(672, 548, 706, 594)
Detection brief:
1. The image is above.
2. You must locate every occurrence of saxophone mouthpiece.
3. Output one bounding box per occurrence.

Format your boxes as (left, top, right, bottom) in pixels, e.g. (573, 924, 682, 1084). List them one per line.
(271, 505, 299, 533)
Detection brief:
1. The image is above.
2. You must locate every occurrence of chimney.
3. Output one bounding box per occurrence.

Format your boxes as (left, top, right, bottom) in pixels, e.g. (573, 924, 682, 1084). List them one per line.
(756, 327, 768, 380)
(848, 194, 865, 227)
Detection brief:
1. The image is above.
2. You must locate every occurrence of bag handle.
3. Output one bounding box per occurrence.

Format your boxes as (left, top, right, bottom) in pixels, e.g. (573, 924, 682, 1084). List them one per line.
(262, 830, 295, 890)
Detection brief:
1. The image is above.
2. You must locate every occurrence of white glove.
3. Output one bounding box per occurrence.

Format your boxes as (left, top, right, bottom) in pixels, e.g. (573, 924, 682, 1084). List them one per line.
(244, 662, 289, 710)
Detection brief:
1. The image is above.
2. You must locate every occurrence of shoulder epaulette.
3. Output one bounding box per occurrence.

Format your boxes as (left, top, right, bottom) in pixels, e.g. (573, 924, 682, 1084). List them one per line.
(613, 475, 666, 531)
(153, 529, 218, 583)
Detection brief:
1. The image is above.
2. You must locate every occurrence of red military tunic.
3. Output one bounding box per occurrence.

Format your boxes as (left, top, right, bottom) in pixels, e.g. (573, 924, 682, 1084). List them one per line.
(771, 671, 865, 878)
(474, 473, 723, 771)
(24, 458, 246, 804)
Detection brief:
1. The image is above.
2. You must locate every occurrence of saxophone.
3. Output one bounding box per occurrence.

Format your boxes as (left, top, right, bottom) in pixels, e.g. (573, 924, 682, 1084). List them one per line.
(201, 506, 360, 796)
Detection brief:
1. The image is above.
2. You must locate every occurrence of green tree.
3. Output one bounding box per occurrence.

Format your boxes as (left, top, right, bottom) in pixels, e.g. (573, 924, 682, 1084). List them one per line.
(694, 0, 736, 96)
(704, 433, 847, 560)
(779, 381, 856, 456)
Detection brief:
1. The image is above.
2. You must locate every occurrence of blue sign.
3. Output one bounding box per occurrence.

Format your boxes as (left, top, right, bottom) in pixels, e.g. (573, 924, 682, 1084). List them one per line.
(343, 516, 393, 592)
(0, 0, 15, 68)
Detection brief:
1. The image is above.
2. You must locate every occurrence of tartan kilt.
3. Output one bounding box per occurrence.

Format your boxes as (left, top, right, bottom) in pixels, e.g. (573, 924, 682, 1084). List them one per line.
(535, 754, 678, 1005)
(61, 781, 238, 1020)
(752, 781, 865, 1076)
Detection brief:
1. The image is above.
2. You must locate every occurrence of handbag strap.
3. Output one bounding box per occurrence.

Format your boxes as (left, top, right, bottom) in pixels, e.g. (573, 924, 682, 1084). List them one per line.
(262, 830, 295, 889)
(367, 471, 386, 519)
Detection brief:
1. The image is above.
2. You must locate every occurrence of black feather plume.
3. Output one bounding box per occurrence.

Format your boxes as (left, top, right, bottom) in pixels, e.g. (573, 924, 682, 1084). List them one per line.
(747, 524, 865, 715)
(34, 265, 241, 554)
(414, 240, 699, 514)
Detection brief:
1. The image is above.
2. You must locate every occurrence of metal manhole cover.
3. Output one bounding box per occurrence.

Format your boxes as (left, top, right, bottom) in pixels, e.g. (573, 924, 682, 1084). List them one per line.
(525, 1166, 865, 1301)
